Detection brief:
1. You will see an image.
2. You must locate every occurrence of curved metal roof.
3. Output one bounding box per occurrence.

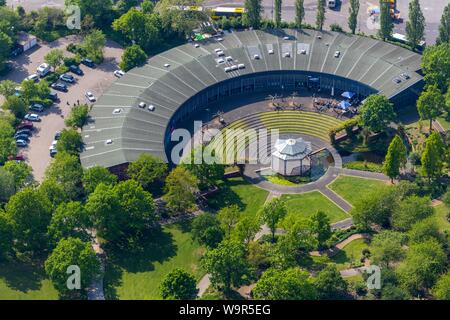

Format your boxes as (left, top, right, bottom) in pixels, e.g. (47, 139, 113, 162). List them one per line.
(80, 28, 423, 169)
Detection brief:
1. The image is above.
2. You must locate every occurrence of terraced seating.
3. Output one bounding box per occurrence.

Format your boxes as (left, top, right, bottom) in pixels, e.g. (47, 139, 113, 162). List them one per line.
(207, 111, 342, 163)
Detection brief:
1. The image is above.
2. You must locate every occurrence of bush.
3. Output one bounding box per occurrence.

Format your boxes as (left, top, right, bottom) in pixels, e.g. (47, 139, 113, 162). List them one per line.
(343, 161, 383, 173)
(63, 56, 81, 67)
(443, 189, 450, 207)
(330, 23, 344, 33)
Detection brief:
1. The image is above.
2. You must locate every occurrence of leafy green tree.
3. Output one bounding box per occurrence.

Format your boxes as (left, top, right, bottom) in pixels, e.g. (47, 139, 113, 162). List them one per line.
(398, 239, 446, 297)
(383, 135, 407, 182)
(391, 195, 433, 231)
(0, 119, 14, 141)
(316, 0, 326, 31)
(3, 160, 32, 188)
(82, 165, 117, 194)
(44, 49, 64, 71)
(191, 213, 224, 248)
(38, 179, 69, 208)
(56, 128, 84, 155)
(159, 268, 198, 300)
(0, 80, 17, 97)
(0, 32, 12, 74)
(370, 230, 406, 268)
(116, 0, 139, 15)
(217, 205, 240, 237)
(348, 0, 360, 34)
(421, 132, 446, 182)
(0, 168, 15, 203)
(314, 264, 348, 299)
(45, 152, 83, 199)
(274, 0, 282, 27)
(433, 271, 450, 300)
(309, 211, 331, 249)
(295, 0, 305, 28)
(65, 104, 89, 128)
(163, 166, 198, 214)
(406, 0, 425, 50)
(253, 267, 317, 300)
(119, 44, 147, 72)
(45, 237, 100, 297)
(81, 29, 106, 63)
(258, 197, 287, 242)
(408, 218, 445, 245)
(244, 0, 263, 29)
(65, 0, 113, 28)
(378, 0, 393, 40)
(2, 95, 27, 118)
(48, 201, 90, 243)
(127, 153, 167, 191)
(436, 4, 450, 45)
(201, 239, 252, 292)
(381, 283, 410, 300)
(358, 94, 396, 133)
(142, 0, 155, 14)
(0, 137, 16, 166)
(0, 211, 13, 259)
(421, 43, 450, 91)
(5, 187, 53, 256)
(417, 85, 445, 132)
(233, 215, 260, 245)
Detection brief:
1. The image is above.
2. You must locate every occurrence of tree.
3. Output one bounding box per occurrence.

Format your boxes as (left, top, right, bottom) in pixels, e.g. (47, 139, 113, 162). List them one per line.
(383, 135, 407, 182)
(0, 168, 15, 203)
(417, 85, 445, 132)
(309, 211, 331, 249)
(274, 0, 282, 27)
(5, 187, 53, 256)
(421, 132, 446, 182)
(0, 32, 12, 74)
(370, 230, 405, 268)
(358, 94, 396, 133)
(127, 153, 167, 191)
(0, 137, 16, 166)
(316, 0, 326, 31)
(314, 265, 348, 299)
(56, 128, 84, 155)
(378, 0, 393, 40)
(258, 197, 287, 242)
(0, 211, 13, 259)
(233, 215, 260, 245)
(65, 0, 114, 28)
(82, 165, 117, 194)
(65, 104, 89, 128)
(81, 29, 106, 63)
(421, 43, 450, 91)
(142, 0, 155, 14)
(163, 166, 198, 214)
(116, 0, 139, 15)
(0, 80, 17, 97)
(433, 271, 450, 300)
(159, 268, 198, 300)
(38, 179, 69, 208)
(295, 0, 305, 28)
(408, 218, 445, 245)
(2, 95, 27, 118)
(45, 152, 83, 199)
(244, 0, 263, 29)
(436, 4, 450, 45)
(253, 267, 317, 300)
(119, 44, 147, 72)
(217, 205, 240, 237)
(406, 0, 425, 50)
(45, 237, 100, 297)
(398, 239, 446, 297)
(44, 49, 64, 71)
(348, 0, 360, 34)
(47, 201, 90, 243)
(191, 213, 224, 248)
(201, 239, 252, 292)
(3, 160, 32, 189)
(391, 195, 433, 231)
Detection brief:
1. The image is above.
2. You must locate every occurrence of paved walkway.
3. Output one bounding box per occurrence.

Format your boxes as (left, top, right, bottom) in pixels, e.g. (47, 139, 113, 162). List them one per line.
(87, 230, 105, 300)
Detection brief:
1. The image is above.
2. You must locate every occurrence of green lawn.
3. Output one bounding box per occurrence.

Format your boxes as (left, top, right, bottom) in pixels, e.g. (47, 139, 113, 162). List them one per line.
(104, 222, 205, 300)
(433, 203, 450, 233)
(0, 261, 58, 300)
(207, 177, 269, 216)
(330, 238, 370, 270)
(437, 113, 450, 131)
(280, 191, 349, 223)
(328, 175, 388, 206)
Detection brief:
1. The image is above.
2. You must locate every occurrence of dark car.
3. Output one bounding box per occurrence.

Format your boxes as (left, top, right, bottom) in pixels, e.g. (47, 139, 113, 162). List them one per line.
(69, 65, 84, 76)
(15, 134, 30, 142)
(16, 140, 28, 147)
(51, 82, 68, 92)
(54, 131, 61, 140)
(59, 73, 75, 83)
(81, 58, 95, 68)
(7, 154, 25, 161)
(16, 121, 33, 130)
(15, 129, 32, 136)
(15, 131, 31, 139)
(48, 92, 59, 101)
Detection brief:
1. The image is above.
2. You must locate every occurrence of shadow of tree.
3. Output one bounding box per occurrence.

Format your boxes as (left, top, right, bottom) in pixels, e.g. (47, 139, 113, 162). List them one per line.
(206, 179, 246, 212)
(0, 260, 47, 292)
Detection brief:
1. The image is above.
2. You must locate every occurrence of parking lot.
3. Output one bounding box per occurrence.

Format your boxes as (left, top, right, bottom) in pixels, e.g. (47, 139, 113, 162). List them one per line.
(0, 35, 124, 181)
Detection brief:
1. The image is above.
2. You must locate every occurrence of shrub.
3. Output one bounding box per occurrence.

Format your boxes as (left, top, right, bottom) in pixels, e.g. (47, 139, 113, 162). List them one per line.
(330, 23, 344, 33)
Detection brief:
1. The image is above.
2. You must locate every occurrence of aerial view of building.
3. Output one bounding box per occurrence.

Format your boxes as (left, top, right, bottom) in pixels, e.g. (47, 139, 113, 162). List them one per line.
(0, 0, 449, 311)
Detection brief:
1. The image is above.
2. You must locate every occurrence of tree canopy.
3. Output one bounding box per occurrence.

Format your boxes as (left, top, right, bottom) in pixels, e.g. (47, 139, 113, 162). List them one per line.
(159, 268, 198, 300)
(358, 95, 396, 133)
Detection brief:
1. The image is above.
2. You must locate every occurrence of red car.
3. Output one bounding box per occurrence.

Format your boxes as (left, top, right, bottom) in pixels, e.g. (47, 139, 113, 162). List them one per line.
(7, 154, 25, 161)
(16, 121, 34, 130)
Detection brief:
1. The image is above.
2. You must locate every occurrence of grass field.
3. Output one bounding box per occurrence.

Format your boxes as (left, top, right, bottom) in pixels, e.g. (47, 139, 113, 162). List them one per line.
(330, 238, 370, 270)
(281, 191, 349, 223)
(437, 114, 450, 131)
(328, 175, 388, 206)
(0, 261, 58, 300)
(104, 222, 205, 300)
(207, 177, 269, 216)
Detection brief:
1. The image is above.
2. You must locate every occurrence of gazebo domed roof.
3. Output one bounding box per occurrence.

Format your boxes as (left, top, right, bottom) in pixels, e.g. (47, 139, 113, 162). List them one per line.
(272, 138, 312, 161)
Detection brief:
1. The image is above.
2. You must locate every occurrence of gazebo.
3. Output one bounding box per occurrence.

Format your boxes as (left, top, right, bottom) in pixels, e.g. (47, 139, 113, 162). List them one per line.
(271, 138, 312, 176)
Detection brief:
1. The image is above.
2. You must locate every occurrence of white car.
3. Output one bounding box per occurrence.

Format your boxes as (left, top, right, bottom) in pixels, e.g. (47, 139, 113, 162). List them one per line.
(24, 113, 40, 122)
(164, 63, 170, 68)
(253, 54, 260, 60)
(194, 43, 200, 48)
(283, 36, 290, 40)
(334, 51, 341, 58)
(138, 102, 146, 108)
(49, 140, 58, 150)
(268, 49, 274, 54)
(114, 70, 125, 78)
(300, 49, 307, 54)
(25, 74, 39, 82)
(148, 104, 155, 111)
(85, 91, 96, 102)
(36, 63, 50, 77)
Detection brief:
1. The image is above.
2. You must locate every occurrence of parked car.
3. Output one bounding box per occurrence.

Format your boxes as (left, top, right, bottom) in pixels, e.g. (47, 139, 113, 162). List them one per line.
(16, 139, 28, 147)
(81, 58, 95, 68)
(48, 91, 59, 101)
(24, 113, 41, 122)
(37, 63, 51, 77)
(69, 65, 84, 76)
(8, 154, 25, 161)
(114, 70, 125, 78)
(15, 129, 32, 137)
(59, 73, 75, 83)
(50, 148, 57, 157)
(85, 91, 96, 102)
(51, 82, 68, 92)
(15, 134, 30, 142)
(25, 74, 39, 82)
(16, 121, 33, 130)
(29, 103, 44, 112)
(54, 131, 61, 140)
